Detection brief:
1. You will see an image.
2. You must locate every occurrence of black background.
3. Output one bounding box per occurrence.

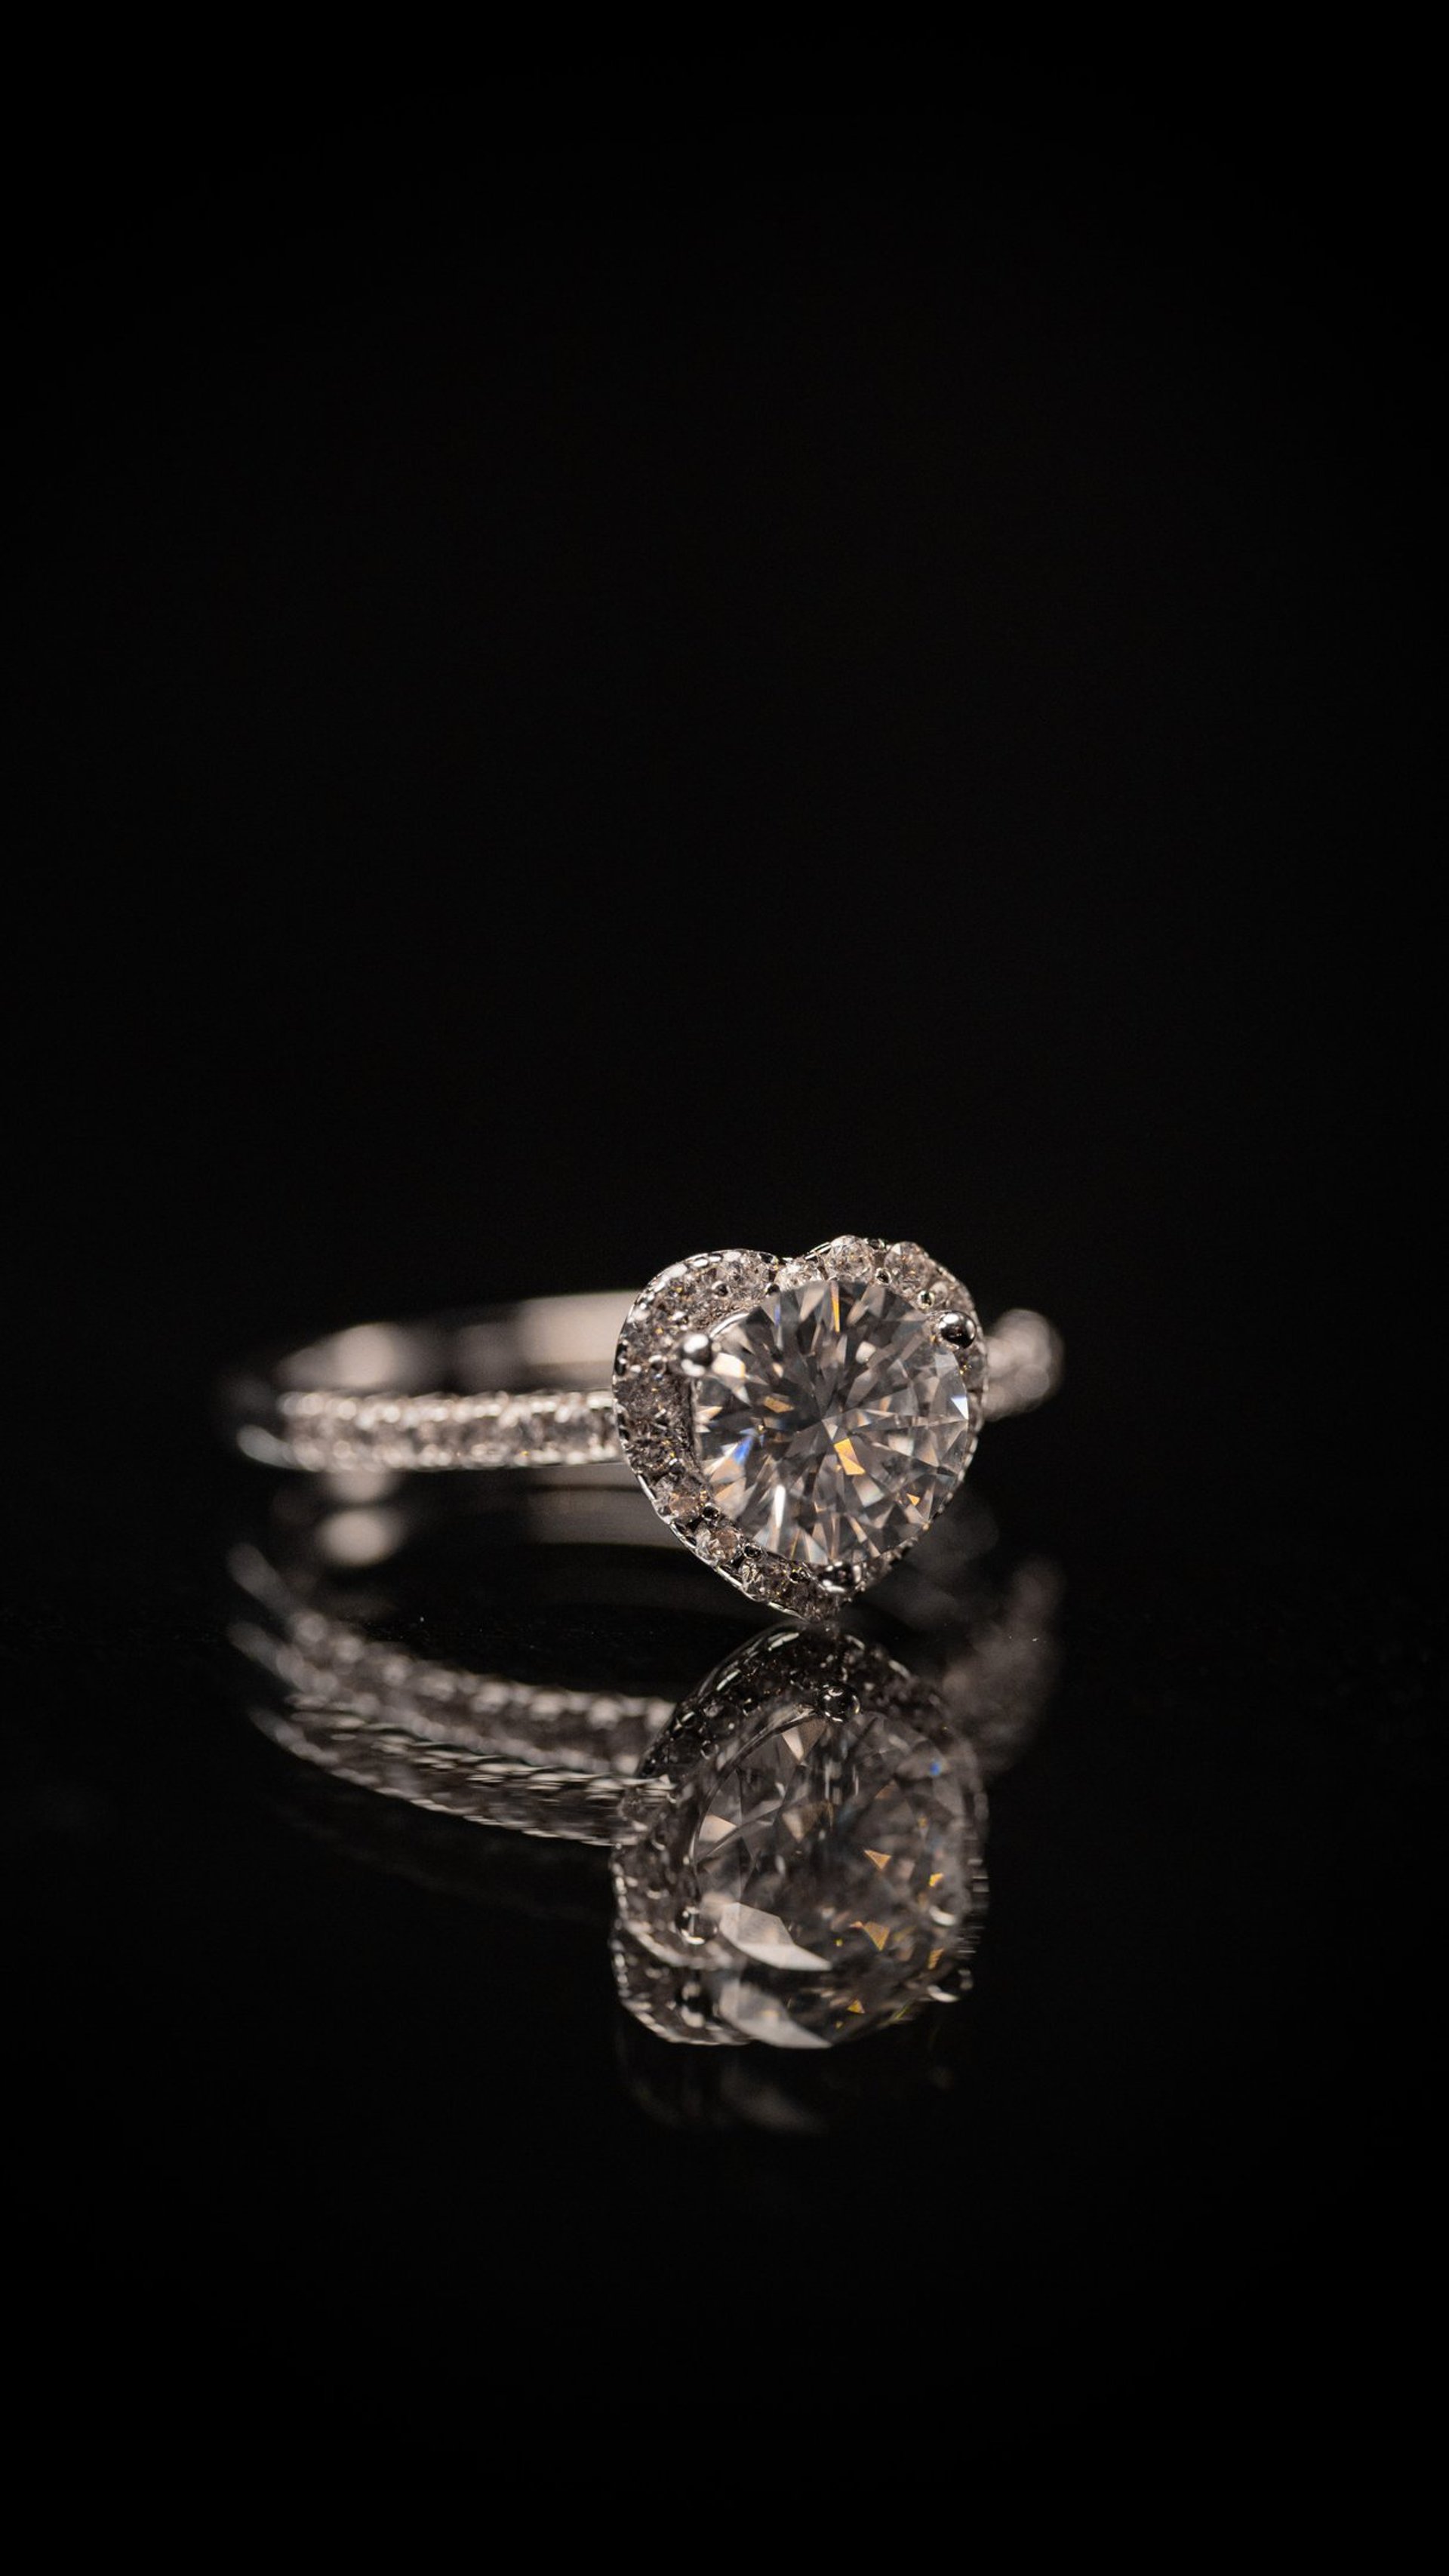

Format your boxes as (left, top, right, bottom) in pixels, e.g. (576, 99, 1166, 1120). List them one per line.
(6, 68, 1438, 2398)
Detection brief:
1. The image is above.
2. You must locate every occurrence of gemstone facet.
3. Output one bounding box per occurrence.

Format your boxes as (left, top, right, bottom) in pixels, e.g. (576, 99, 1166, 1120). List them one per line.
(610, 1626, 986, 2048)
(612, 1241, 987, 1620)
(689, 1692, 971, 2043)
(692, 1275, 974, 1571)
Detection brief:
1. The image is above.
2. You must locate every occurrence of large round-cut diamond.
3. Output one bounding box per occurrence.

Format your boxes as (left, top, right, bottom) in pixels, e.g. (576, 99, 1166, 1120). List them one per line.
(692, 1276, 974, 1570)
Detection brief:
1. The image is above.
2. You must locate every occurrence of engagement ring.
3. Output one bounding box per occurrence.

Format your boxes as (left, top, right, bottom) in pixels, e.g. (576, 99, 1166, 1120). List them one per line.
(224, 1234, 1061, 1620)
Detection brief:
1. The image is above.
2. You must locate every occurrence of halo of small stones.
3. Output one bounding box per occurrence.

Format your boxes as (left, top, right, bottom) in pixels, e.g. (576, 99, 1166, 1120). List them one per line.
(611, 1236, 989, 1622)
(609, 1623, 989, 2046)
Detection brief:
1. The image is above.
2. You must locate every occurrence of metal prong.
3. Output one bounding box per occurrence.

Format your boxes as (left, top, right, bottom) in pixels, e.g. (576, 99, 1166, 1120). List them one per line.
(824, 1562, 868, 1596)
(937, 1312, 977, 1347)
(675, 1331, 715, 1379)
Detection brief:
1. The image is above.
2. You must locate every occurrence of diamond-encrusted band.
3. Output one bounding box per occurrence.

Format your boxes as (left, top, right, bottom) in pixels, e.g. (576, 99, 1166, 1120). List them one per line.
(225, 1285, 1060, 1476)
(223, 1239, 1060, 1621)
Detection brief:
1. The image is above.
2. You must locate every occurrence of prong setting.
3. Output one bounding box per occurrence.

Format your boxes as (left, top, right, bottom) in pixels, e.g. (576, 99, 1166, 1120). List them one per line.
(937, 1311, 977, 1347)
(612, 1239, 989, 1621)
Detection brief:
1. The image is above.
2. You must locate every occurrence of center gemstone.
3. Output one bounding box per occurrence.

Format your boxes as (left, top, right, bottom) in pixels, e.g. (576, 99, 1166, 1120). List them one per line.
(691, 1275, 974, 1571)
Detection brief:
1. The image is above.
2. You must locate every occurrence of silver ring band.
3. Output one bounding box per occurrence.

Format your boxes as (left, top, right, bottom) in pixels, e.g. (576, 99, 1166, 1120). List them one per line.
(223, 1237, 1061, 1622)
(224, 1291, 1062, 1475)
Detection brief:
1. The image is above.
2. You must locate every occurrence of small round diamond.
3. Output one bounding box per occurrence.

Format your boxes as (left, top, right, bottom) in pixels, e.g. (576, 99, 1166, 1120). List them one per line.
(692, 1275, 974, 1571)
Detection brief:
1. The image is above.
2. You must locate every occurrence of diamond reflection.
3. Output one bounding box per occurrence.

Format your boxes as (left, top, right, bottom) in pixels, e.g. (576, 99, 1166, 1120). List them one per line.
(613, 1627, 986, 2048)
(229, 1482, 1057, 2063)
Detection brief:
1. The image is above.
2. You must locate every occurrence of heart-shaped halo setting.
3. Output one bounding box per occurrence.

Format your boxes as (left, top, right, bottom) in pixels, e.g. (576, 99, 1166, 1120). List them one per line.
(612, 1236, 989, 1618)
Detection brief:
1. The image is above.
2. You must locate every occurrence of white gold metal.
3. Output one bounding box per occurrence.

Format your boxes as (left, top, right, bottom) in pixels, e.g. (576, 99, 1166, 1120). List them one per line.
(223, 1240, 1061, 1619)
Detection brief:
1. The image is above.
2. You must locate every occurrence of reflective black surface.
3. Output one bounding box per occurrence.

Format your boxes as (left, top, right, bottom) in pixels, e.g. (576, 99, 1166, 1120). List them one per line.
(7, 83, 1437, 2388)
(8, 1417, 1437, 2364)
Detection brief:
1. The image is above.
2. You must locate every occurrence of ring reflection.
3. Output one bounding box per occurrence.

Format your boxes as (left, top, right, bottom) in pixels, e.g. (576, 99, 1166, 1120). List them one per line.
(229, 1480, 1059, 2070)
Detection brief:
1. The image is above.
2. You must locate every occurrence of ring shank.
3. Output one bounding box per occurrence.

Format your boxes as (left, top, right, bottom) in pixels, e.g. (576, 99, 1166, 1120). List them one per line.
(223, 1293, 1063, 1474)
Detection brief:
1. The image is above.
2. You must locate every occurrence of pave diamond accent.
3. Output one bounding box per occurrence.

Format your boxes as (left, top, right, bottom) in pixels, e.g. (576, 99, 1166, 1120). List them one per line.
(275, 1385, 618, 1473)
(693, 1276, 974, 1571)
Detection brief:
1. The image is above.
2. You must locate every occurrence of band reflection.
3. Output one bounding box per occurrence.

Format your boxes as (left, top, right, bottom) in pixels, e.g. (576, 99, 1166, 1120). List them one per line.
(229, 1478, 1059, 2111)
